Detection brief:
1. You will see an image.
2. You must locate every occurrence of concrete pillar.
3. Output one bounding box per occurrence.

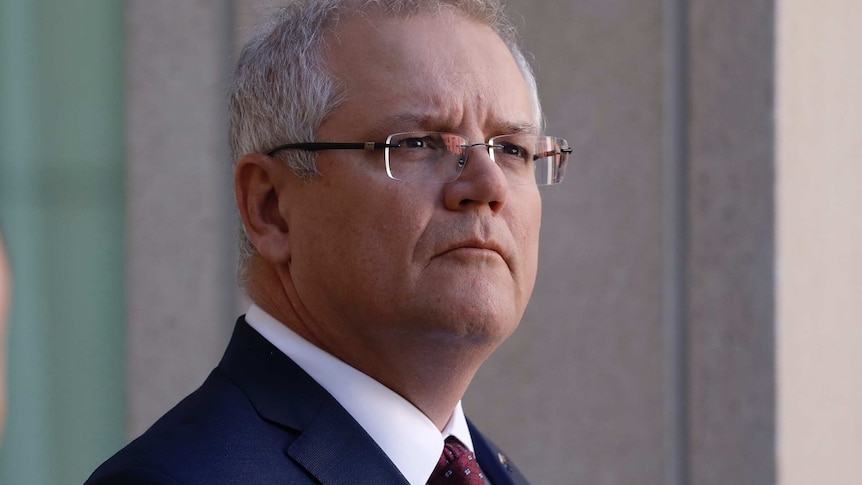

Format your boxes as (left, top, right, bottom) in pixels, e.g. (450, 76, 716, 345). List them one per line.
(686, 0, 775, 483)
(126, 0, 237, 436)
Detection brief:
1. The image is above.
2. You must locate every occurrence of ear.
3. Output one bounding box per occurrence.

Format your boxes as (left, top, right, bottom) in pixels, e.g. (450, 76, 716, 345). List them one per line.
(234, 153, 292, 264)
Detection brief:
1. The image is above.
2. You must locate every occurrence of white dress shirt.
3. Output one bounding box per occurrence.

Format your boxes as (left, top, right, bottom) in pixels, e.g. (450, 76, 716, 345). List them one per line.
(245, 304, 485, 485)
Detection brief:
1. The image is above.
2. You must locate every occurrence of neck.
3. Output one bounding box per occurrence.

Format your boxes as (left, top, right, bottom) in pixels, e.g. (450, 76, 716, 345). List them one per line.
(344, 335, 495, 429)
(246, 260, 500, 430)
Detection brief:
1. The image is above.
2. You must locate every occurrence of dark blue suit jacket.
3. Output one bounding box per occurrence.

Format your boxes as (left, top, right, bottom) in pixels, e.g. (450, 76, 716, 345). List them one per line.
(85, 318, 530, 484)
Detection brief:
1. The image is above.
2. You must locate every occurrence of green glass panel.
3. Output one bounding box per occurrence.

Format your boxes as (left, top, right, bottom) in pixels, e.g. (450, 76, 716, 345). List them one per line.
(0, 1, 126, 483)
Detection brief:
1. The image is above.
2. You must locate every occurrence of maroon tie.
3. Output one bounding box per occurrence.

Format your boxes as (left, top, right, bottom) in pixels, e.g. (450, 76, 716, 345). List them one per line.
(427, 436, 486, 485)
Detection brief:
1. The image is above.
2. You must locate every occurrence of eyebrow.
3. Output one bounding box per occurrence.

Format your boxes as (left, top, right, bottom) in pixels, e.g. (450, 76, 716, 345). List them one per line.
(498, 121, 540, 136)
(379, 112, 443, 132)
(378, 112, 539, 137)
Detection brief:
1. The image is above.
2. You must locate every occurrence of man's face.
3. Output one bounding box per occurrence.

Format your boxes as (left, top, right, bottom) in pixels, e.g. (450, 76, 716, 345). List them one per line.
(280, 11, 541, 357)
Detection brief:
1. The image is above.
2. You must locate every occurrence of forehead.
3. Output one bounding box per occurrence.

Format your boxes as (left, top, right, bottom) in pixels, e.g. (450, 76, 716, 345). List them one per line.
(319, 10, 537, 136)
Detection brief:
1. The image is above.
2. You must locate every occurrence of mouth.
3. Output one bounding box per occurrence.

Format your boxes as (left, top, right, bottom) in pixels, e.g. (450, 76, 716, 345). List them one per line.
(435, 240, 509, 268)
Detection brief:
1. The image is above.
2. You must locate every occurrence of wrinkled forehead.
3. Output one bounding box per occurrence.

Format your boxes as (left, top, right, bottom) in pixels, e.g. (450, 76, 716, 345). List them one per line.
(317, 10, 537, 137)
(319, 9, 540, 132)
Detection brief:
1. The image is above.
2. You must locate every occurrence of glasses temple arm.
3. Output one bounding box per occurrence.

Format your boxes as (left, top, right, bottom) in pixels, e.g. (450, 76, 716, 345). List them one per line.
(265, 141, 397, 157)
(532, 147, 573, 160)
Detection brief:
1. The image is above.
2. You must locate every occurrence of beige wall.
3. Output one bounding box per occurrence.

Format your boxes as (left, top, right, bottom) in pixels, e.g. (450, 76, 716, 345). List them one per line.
(777, 1, 862, 484)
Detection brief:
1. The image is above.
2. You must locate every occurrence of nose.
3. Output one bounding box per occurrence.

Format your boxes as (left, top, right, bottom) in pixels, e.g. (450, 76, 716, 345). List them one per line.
(443, 143, 508, 214)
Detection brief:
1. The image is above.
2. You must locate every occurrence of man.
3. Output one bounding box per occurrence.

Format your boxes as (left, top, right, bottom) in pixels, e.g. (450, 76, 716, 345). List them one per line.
(87, 0, 569, 483)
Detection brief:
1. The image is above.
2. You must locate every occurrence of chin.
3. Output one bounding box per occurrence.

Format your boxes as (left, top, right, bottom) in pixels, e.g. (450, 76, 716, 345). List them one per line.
(419, 298, 522, 346)
(404, 270, 529, 343)
(462, 316, 519, 346)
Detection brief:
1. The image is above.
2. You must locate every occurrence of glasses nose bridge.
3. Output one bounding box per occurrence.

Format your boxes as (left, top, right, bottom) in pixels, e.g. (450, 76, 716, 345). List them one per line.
(453, 139, 508, 182)
(461, 141, 494, 152)
(457, 141, 495, 164)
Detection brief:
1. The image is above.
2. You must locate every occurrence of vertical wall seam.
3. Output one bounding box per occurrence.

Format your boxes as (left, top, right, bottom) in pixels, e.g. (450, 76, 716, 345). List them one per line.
(662, 0, 689, 484)
(221, 0, 239, 331)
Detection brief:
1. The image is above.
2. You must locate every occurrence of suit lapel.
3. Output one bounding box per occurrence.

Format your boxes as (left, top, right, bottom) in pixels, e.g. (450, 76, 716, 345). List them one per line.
(219, 318, 409, 484)
(287, 397, 409, 484)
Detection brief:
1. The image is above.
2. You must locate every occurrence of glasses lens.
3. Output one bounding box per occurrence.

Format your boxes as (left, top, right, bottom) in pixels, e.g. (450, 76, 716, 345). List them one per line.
(535, 136, 569, 185)
(490, 135, 570, 186)
(385, 132, 467, 182)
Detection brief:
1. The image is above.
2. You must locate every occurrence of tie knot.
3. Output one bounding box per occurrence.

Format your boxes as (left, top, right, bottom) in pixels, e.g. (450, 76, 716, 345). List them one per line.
(427, 436, 486, 485)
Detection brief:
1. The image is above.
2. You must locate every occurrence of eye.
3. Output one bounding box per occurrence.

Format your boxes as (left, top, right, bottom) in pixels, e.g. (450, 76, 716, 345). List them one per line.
(401, 135, 442, 150)
(497, 142, 529, 160)
(401, 137, 426, 148)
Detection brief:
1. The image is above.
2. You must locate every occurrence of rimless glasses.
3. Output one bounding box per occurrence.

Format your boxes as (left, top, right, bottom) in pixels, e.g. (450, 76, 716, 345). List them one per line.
(264, 131, 570, 186)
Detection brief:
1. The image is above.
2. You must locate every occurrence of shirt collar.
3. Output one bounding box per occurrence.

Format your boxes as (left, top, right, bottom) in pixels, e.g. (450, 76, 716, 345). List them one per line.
(245, 304, 476, 485)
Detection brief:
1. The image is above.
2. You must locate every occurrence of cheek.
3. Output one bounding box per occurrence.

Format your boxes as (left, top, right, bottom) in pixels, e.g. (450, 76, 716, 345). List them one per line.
(364, 188, 435, 268)
(512, 191, 542, 287)
(313, 183, 433, 276)
(335, 188, 437, 319)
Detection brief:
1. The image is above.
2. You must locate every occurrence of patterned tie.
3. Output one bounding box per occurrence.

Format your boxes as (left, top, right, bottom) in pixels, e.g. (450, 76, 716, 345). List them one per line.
(427, 436, 486, 485)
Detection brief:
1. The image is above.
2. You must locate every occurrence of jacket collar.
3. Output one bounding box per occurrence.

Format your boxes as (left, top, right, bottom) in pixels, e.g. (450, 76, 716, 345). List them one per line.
(218, 318, 410, 484)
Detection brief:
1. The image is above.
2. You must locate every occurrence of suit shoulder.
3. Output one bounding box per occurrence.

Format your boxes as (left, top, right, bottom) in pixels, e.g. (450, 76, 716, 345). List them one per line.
(85, 465, 182, 485)
(86, 368, 307, 484)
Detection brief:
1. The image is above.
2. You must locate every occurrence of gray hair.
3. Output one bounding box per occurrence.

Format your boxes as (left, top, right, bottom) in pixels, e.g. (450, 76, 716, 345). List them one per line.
(229, 0, 542, 282)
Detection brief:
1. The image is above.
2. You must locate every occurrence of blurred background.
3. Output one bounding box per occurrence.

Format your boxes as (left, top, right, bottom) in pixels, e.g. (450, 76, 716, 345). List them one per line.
(0, 0, 859, 484)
